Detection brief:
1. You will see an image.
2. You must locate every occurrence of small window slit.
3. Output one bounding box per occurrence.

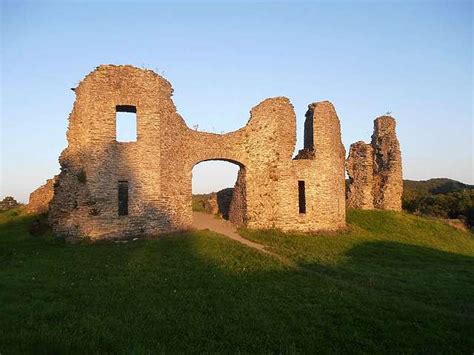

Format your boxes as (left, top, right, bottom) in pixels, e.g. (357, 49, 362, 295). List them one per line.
(118, 181, 129, 216)
(298, 180, 306, 214)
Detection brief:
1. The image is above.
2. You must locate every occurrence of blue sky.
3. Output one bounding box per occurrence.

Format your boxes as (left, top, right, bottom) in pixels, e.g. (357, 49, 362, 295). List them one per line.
(1, 0, 472, 202)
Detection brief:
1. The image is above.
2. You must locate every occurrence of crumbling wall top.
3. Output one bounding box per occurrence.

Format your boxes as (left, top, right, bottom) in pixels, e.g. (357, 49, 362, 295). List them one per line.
(74, 64, 173, 94)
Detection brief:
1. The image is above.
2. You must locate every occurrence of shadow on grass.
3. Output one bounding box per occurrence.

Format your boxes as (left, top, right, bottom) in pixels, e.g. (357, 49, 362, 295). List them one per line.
(0, 213, 473, 353)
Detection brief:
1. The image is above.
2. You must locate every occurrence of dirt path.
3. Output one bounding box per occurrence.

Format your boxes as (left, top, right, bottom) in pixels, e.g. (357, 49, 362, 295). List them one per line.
(191, 212, 321, 272)
(192, 212, 271, 254)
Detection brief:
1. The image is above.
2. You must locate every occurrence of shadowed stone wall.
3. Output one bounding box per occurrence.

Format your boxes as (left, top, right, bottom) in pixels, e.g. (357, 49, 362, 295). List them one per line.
(49, 65, 347, 240)
(346, 116, 403, 211)
(229, 168, 247, 226)
(27, 177, 57, 214)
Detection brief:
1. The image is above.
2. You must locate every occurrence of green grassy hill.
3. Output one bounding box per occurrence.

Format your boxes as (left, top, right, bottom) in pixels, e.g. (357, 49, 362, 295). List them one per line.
(0, 208, 473, 353)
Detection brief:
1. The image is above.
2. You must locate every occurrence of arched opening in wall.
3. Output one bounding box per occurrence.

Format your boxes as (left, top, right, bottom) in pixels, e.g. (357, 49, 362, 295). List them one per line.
(191, 160, 247, 226)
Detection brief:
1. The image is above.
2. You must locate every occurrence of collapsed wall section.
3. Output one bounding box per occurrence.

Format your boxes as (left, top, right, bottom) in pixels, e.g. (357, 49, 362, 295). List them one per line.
(346, 115, 403, 211)
(27, 177, 58, 214)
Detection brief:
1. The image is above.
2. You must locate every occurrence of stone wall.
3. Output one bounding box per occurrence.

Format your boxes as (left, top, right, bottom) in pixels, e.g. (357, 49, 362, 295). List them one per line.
(291, 102, 347, 231)
(346, 116, 403, 211)
(192, 188, 235, 219)
(229, 168, 247, 226)
(49, 65, 347, 240)
(204, 193, 219, 215)
(346, 142, 374, 209)
(371, 116, 403, 210)
(216, 188, 233, 219)
(27, 177, 57, 214)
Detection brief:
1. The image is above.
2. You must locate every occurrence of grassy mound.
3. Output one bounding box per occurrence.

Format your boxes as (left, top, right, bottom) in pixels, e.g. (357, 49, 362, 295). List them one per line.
(0, 208, 472, 353)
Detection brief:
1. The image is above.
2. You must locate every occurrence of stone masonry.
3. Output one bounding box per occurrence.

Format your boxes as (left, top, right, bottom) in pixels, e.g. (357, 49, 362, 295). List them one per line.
(346, 116, 403, 211)
(229, 168, 247, 226)
(27, 177, 58, 214)
(49, 65, 347, 240)
(346, 142, 374, 209)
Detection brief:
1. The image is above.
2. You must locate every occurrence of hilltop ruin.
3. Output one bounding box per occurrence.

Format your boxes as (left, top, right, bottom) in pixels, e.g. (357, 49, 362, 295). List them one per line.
(47, 65, 401, 240)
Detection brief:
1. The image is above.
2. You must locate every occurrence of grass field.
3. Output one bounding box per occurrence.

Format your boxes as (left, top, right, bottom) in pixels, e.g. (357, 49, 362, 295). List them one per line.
(1, 209, 473, 353)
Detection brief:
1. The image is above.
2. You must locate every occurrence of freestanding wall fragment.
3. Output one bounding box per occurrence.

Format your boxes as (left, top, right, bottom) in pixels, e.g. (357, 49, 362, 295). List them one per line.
(346, 142, 374, 209)
(346, 116, 403, 211)
(49, 65, 347, 240)
(371, 116, 403, 210)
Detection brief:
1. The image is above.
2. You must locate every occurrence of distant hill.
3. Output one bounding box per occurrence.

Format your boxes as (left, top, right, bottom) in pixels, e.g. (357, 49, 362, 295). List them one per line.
(402, 178, 473, 229)
(403, 178, 473, 198)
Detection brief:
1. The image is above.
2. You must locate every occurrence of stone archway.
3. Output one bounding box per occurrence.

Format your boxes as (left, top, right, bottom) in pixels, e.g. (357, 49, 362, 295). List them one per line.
(49, 65, 347, 240)
(191, 159, 247, 226)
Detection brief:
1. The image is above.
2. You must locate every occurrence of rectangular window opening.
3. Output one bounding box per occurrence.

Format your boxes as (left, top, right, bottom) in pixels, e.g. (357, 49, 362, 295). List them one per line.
(298, 180, 306, 214)
(118, 181, 129, 216)
(116, 105, 137, 142)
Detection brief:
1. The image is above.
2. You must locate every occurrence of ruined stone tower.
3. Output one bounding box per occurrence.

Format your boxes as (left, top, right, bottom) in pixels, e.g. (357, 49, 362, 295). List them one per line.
(49, 65, 346, 240)
(346, 116, 403, 211)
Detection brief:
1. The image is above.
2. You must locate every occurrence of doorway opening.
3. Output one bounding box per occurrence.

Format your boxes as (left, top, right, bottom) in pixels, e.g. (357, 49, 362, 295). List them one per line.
(191, 160, 247, 226)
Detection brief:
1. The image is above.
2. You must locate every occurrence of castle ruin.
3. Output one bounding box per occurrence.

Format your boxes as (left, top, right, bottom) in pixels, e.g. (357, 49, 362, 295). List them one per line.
(47, 65, 401, 240)
(346, 117, 403, 211)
